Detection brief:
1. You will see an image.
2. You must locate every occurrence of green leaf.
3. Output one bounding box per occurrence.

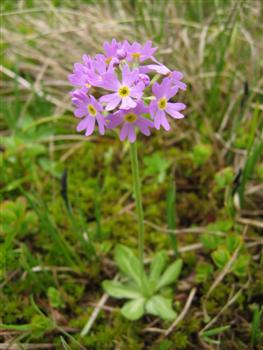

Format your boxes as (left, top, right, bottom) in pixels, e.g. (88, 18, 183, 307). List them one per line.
(121, 298, 145, 320)
(251, 305, 263, 346)
(149, 251, 168, 283)
(30, 315, 54, 338)
(102, 280, 143, 300)
(192, 143, 212, 167)
(212, 248, 230, 269)
(201, 233, 222, 250)
(146, 295, 177, 320)
(195, 262, 213, 283)
(47, 287, 64, 308)
(238, 129, 263, 207)
(201, 325, 230, 338)
(114, 245, 144, 288)
(214, 167, 234, 190)
(156, 259, 182, 290)
(232, 254, 250, 277)
(226, 234, 242, 253)
(206, 220, 234, 232)
(0, 323, 32, 332)
(143, 153, 170, 183)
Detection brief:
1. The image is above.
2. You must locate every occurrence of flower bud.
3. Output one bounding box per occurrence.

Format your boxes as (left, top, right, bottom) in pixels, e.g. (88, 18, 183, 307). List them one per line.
(111, 57, 120, 68)
(116, 48, 127, 60)
(138, 73, 150, 87)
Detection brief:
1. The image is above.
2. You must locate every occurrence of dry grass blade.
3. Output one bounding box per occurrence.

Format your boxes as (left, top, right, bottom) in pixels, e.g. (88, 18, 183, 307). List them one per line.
(200, 278, 251, 335)
(80, 274, 119, 337)
(0, 345, 55, 350)
(236, 217, 263, 229)
(205, 244, 241, 300)
(0, 65, 71, 110)
(80, 293, 109, 337)
(164, 287, 197, 337)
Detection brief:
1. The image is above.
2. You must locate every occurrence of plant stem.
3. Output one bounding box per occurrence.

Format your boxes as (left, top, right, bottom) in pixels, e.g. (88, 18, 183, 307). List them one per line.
(167, 174, 179, 257)
(130, 142, 144, 264)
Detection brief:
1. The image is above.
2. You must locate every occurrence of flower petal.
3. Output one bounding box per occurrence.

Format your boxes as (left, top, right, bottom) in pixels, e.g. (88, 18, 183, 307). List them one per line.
(100, 93, 121, 111)
(161, 114, 170, 131)
(166, 103, 186, 119)
(107, 113, 123, 129)
(96, 114, 106, 135)
(76, 115, 91, 132)
(130, 82, 144, 99)
(85, 117, 96, 136)
(101, 72, 120, 91)
(140, 63, 170, 75)
(128, 125, 136, 143)
(122, 65, 139, 86)
(137, 116, 154, 128)
(136, 122, 151, 136)
(74, 106, 87, 118)
(149, 100, 158, 119)
(120, 96, 136, 110)
(154, 110, 164, 130)
(120, 123, 130, 141)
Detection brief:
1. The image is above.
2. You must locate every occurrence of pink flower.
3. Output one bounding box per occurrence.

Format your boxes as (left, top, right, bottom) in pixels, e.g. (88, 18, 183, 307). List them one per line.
(107, 102, 154, 142)
(69, 39, 187, 141)
(103, 39, 122, 64)
(68, 55, 93, 87)
(169, 71, 187, 92)
(140, 61, 187, 91)
(150, 78, 186, 130)
(139, 62, 170, 75)
(124, 40, 157, 62)
(99, 65, 144, 111)
(85, 55, 112, 87)
(137, 74, 150, 87)
(73, 93, 107, 136)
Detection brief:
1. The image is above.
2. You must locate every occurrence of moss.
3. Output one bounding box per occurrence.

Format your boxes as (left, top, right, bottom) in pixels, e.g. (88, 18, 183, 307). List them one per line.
(79, 313, 143, 349)
(170, 332, 189, 349)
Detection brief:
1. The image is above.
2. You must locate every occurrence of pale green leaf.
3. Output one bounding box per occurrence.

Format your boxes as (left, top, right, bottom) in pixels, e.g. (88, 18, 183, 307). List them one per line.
(146, 295, 177, 320)
(102, 280, 142, 300)
(121, 298, 145, 320)
(149, 251, 168, 283)
(114, 245, 145, 289)
(156, 259, 182, 290)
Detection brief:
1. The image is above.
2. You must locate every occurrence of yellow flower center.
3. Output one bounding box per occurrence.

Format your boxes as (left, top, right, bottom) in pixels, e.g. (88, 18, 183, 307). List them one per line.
(158, 97, 167, 110)
(124, 112, 138, 123)
(106, 57, 112, 64)
(132, 52, 141, 60)
(85, 83, 91, 88)
(118, 85, 130, 98)
(87, 104, 97, 117)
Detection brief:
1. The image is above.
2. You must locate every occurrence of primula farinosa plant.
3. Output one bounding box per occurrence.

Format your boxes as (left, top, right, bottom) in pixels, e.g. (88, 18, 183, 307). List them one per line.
(69, 39, 186, 322)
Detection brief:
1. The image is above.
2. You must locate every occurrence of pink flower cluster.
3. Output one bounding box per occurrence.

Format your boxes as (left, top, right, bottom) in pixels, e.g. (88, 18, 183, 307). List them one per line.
(69, 39, 186, 142)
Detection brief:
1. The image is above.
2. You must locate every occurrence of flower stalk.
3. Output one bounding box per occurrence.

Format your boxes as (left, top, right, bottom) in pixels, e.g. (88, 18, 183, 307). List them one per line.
(130, 141, 144, 264)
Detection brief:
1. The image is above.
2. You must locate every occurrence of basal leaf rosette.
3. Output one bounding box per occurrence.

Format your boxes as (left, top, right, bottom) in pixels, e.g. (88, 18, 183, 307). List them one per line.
(103, 245, 183, 321)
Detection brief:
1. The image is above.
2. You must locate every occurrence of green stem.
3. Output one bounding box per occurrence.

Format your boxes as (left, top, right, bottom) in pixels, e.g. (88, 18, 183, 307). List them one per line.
(130, 142, 144, 264)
